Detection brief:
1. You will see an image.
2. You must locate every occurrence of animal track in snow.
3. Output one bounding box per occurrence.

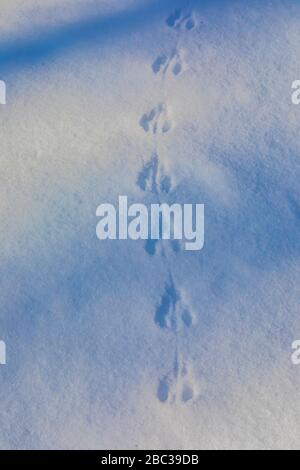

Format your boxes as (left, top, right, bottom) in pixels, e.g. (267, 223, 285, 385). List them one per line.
(181, 307, 194, 328)
(155, 279, 179, 329)
(157, 375, 170, 403)
(139, 10, 199, 405)
(155, 279, 196, 331)
(166, 10, 196, 31)
(146, 238, 183, 257)
(137, 154, 175, 256)
(152, 54, 168, 74)
(157, 360, 197, 404)
(139, 104, 172, 134)
(160, 174, 172, 194)
(145, 239, 159, 256)
(180, 362, 197, 403)
(152, 49, 187, 77)
(137, 153, 159, 193)
(137, 154, 173, 196)
(170, 239, 182, 254)
(185, 16, 196, 31)
(166, 9, 182, 28)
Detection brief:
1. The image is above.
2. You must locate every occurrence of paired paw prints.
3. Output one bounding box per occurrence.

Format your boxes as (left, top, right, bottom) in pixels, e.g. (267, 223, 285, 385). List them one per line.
(139, 103, 172, 134)
(137, 153, 173, 195)
(138, 9, 199, 406)
(166, 10, 196, 31)
(157, 361, 198, 404)
(140, 11, 197, 134)
(155, 282, 198, 405)
(152, 49, 188, 77)
(137, 154, 179, 256)
(155, 280, 196, 331)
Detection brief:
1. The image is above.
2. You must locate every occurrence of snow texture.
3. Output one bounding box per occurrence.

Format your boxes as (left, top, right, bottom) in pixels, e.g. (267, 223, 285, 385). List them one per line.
(0, 0, 300, 450)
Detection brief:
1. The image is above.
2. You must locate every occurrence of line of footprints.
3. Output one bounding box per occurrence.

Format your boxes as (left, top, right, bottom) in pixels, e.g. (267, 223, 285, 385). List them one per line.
(137, 153, 180, 256)
(137, 10, 197, 403)
(152, 10, 196, 78)
(139, 10, 196, 136)
(137, 154, 198, 404)
(156, 277, 198, 405)
(138, 10, 198, 404)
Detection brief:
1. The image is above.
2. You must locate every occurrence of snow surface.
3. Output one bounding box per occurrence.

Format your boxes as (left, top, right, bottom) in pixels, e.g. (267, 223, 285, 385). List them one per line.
(1, 0, 300, 450)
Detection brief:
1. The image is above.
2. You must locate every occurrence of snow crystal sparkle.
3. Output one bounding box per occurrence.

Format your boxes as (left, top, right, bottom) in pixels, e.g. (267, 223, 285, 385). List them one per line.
(96, 196, 205, 251)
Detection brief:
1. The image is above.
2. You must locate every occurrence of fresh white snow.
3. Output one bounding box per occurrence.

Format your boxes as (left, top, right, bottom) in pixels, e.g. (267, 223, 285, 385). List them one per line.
(0, 0, 300, 450)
